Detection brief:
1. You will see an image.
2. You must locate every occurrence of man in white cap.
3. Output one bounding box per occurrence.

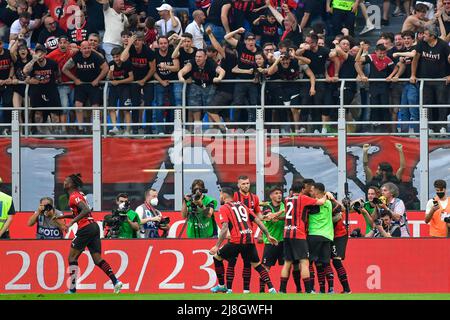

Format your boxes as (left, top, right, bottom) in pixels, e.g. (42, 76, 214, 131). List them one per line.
(155, 3, 182, 36)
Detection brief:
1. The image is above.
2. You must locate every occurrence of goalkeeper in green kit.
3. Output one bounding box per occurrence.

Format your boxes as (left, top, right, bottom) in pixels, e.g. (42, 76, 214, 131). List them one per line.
(259, 186, 301, 293)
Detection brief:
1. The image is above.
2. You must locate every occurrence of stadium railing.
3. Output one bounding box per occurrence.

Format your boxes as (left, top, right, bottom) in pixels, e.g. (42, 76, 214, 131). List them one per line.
(0, 78, 448, 212)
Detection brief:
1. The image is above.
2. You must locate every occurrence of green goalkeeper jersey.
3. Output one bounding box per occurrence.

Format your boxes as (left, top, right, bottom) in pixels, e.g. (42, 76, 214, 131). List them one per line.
(308, 199, 334, 241)
(262, 202, 285, 243)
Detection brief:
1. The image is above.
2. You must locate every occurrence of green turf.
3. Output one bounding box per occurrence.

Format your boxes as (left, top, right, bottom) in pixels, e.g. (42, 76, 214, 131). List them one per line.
(1, 293, 449, 300)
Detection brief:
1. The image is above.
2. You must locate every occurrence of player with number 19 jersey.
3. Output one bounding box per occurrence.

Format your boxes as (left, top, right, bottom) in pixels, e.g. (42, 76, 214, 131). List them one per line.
(218, 201, 256, 244)
(284, 194, 319, 239)
(68, 190, 94, 230)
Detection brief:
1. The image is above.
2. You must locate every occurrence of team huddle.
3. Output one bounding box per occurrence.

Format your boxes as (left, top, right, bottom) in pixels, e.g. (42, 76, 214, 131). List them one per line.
(209, 177, 351, 294)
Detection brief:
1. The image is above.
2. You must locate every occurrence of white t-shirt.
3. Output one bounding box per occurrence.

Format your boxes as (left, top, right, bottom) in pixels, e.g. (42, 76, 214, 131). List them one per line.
(185, 22, 205, 49)
(425, 197, 449, 214)
(9, 19, 38, 47)
(156, 17, 182, 36)
(102, 6, 128, 45)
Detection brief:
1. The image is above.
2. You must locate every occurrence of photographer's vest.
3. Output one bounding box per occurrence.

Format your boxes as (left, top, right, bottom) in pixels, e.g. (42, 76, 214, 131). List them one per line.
(0, 192, 13, 230)
(388, 198, 410, 237)
(36, 211, 64, 239)
(332, 0, 356, 11)
(137, 203, 160, 238)
(429, 196, 449, 237)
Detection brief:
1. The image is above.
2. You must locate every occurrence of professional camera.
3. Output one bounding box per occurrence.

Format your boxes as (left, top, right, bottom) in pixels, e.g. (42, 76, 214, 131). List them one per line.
(190, 188, 208, 202)
(158, 216, 170, 228)
(350, 228, 362, 238)
(104, 203, 130, 239)
(372, 198, 381, 205)
(352, 199, 364, 213)
(374, 218, 382, 226)
(42, 203, 53, 213)
(441, 213, 450, 223)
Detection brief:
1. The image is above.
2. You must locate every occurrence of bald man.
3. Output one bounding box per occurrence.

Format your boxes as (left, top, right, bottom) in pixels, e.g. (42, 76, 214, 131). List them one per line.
(185, 10, 207, 49)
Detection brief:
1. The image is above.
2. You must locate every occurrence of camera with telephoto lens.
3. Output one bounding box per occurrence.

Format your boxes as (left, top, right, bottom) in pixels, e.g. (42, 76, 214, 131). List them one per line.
(442, 213, 450, 223)
(374, 218, 382, 226)
(158, 216, 170, 229)
(352, 199, 364, 213)
(190, 188, 208, 202)
(43, 203, 53, 212)
(104, 201, 130, 239)
(350, 228, 362, 238)
(372, 198, 381, 205)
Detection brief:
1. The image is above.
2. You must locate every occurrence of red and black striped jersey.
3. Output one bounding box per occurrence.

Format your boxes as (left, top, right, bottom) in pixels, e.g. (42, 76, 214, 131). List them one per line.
(218, 201, 256, 244)
(334, 212, 348, 238)
(68, 190, 94, 230)
(233, 192, 261, 214)
(284, 194, 318, 239)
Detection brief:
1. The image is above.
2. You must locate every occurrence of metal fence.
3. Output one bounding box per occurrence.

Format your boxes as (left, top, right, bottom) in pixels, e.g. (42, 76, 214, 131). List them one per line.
(1, 78, 449, 211)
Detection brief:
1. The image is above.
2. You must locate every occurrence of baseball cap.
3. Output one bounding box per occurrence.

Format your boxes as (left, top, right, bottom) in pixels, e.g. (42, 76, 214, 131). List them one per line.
(156, 3, 172, 11)
(244, 32, 256, 40)
(34, 44, 47, 54)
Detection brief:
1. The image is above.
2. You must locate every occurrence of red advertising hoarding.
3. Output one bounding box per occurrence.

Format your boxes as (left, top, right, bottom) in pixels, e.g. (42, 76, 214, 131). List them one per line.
(0, 239, 448, 294)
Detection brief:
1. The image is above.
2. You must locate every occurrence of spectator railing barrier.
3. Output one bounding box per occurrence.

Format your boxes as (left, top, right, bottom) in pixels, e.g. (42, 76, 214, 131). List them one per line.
(1, 78, 448, 212)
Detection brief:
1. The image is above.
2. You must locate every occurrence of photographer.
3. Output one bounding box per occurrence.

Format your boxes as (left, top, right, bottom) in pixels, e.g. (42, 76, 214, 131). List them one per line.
(181, 179, 218, 238)
(135, 188, 170, 239)
(380, 182, 410, 237)
(351, 187, 382, 235)
(27, 197, 65, 239)
(425, 180, 450, 237)
(365, 212, 401, 238)
(104, 193, 140, 239)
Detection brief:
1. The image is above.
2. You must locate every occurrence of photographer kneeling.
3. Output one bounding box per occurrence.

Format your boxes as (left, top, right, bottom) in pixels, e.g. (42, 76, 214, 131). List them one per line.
(104, 193, 140, 239)
(181, 179, 218, 238)
(365, 211, 401, 238)
(28, 197, 66, 239)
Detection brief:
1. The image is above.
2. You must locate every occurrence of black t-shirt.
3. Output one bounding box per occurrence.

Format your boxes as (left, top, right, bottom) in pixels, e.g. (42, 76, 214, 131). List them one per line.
(72, 51, 106, 82)
(0, 7, 18, 27)
(14, 55, 32, 81)
(67, 24, 97, 46)
(217, 50, 237, 93)
(281, 24, 303, 48)
(86, 0, 105, 31)
(339, 54, 357, 79)
(38, 27, 66, 53)
(0, 49, 12, 80)
(277, 59, 301, 80)
(206, 0, 231, 26)
(30, 3, 47, 20)
(179, 47, 197, 68)
(295, 0, 313, 27)
(108, 60, 132, 81)
(190, 58, 218, 86)
(235, 41, 259, 79)
(30, 58, 59, 88)
(399, 45, 416, 78)
(416, 39, 450, 78)
(128, 45, 155, 81)
(303, 46, 331, 77)
(155, 49, 178, 80)
(257, 20, 279, 46)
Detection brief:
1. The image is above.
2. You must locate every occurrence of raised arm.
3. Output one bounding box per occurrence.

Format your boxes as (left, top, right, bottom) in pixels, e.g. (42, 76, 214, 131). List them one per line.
(395, 143, 405, 180)
(224, 28, 245, 48)
(221, 3, 232, 34)
(205, 26, 225, 58)
(266, 0, 284, 25)
(120, 35, 136, 62)
(362, 144, 373, 182)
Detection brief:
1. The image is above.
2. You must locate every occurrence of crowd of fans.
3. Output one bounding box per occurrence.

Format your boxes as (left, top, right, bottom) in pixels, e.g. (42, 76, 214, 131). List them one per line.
(0, 0, 449, 136)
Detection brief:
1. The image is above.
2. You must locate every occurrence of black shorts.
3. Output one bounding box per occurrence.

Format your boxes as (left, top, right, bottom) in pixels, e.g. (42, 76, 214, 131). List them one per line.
(75, 84, 102, 105)
(218, 243, 260, 264)
(208, 90, 233, 114)
(331, 236, 348, 260)
(72, 222, 101, 254)
(29, 87, 61, 115)
(307, 235, 332, 264)
(262, 241, 284, 267)
(283, 238, 309, 262)
(109, 85, 131, 108)
(13, 84, 26, 97)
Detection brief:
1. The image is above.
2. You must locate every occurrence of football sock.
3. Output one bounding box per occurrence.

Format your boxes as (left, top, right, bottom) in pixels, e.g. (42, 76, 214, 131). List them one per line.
(259, 266, 267, 292)
(97, 260, 118, 285)
(303, 277, 312, 293)
(333, 259, 351, 292)
(243, 263, 252, 291)
(255, 264, 273, 289)
(226, 258, 236, 289)
(68, 261, 78, 292)
(316, 264, 326, 293)
(324, 263, 334, 291)
(279, 276, 289, 293)
(213, 258, 225, 286)
(309, 264, 315, 291)
(292, 266, 302, 293)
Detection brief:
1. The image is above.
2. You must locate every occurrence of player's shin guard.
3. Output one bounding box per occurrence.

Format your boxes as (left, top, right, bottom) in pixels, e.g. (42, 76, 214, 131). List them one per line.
(325, 264, 334, 291)
(97, 260, 118, 285)
(333, 259, 351, 292)
(309, 264, 315, 291)
(68, 261, 79, 293)
(213, 258, 225, 286)
(255, 264, 273, 290)
(292, 266, 302, 293)
(316, 264, 326, 293)
(243, 263, 252, 291)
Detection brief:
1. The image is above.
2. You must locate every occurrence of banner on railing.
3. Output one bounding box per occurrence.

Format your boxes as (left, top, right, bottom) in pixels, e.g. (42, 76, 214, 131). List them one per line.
(10, 211, 430, 239)
(0, 137, 449, 211)
(0, 238, 448, 293)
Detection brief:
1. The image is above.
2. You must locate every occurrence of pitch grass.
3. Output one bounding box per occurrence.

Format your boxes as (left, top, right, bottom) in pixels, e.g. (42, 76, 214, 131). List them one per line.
(1, 293, 449, 300)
